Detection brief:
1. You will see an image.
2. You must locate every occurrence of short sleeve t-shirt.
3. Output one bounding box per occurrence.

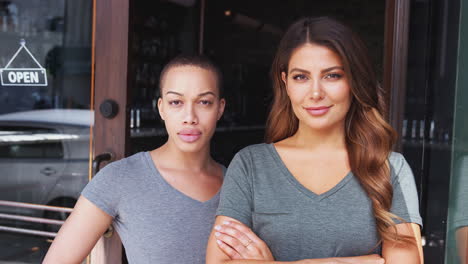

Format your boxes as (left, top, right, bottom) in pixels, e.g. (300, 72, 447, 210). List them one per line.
(82, 152, 224, 264)
(216, 143, 422, 261)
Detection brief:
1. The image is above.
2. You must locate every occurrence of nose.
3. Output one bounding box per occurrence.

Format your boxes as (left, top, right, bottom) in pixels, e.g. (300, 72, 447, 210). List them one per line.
(182, 104, 198, 125)
(310, 79, 324, 100)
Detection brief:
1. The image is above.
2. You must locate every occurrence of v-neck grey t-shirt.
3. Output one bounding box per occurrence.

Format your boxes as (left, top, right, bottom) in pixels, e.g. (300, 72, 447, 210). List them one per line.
(82, 152, 224, 264)
(216, 143, 422, 260)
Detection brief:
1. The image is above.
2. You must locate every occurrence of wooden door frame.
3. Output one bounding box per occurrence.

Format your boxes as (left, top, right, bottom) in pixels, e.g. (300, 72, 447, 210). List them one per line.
(384, 0, 411, 152)
(89, 0, 412, 262)
(91, 0, 412, 163)
(92, 0, 130, 262)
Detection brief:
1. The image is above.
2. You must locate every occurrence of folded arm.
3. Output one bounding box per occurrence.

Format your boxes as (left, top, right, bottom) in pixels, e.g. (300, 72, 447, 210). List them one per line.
(206, 215, 385, 264)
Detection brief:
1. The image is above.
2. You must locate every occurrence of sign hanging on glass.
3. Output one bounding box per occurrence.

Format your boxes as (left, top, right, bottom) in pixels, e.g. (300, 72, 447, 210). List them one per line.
(0, 39, 48, 87)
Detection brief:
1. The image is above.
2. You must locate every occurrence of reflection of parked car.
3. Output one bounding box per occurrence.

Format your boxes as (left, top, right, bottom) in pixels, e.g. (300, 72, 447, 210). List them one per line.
(0, 109, 92, 230)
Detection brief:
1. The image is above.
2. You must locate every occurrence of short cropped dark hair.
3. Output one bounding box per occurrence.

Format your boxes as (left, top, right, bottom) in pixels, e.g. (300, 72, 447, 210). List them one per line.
(158, 54, 223, 98)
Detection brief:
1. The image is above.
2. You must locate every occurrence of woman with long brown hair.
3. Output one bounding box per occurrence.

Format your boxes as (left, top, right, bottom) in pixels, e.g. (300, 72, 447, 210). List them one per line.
(206, 17, 423, 263)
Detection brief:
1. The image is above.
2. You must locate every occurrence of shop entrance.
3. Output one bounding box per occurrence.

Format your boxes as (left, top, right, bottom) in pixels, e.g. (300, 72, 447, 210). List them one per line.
(5, 0, 456, 263)
(0, 0, 95, 263)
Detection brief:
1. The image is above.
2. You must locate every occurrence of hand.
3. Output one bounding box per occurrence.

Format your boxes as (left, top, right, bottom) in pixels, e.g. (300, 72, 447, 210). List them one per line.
(214, 220, 274, 261)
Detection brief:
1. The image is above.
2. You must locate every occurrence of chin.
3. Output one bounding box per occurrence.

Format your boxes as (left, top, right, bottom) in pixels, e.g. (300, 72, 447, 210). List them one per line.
(302, 120, 341, 132)
(175, 141, 207, 153)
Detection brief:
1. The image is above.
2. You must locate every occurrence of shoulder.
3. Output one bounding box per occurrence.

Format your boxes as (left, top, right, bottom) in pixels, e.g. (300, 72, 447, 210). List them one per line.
(81, 153, 148, 218)
(388, 152, 413, 183)
(96, 152, 148, 181)
(225, 143, 272, 176)
(235, 143, 272, 159)
(388, 152, 405, 169)
(84, 152, 149, 198)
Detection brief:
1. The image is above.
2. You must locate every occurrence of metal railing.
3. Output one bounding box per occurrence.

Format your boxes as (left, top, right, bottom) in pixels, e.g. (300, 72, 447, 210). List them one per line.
(0, 200, 73, 238)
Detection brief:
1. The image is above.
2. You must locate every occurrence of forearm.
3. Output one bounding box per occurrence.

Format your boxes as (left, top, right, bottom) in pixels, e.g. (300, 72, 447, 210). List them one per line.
(221, 261, 305, 264)
(220, 255, 383, 264)
(43, 196, 113, 264)
(43, 224, 98, 264)
(208, 217, 382, 264)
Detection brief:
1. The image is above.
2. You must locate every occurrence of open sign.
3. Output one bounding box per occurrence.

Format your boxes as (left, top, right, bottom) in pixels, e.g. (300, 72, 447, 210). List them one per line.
(1, 39, 48, 87)
(1, 68, 48, 86)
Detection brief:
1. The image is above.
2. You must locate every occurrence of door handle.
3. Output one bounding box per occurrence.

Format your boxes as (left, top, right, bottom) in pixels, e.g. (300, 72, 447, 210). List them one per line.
(40, 167, 56, 176)
(99, 99, 119, 119)
(92, 152, 113, 176)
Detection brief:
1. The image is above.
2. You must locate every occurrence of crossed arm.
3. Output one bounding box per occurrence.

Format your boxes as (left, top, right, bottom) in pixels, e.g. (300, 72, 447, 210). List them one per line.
(206, 215, 423, 264)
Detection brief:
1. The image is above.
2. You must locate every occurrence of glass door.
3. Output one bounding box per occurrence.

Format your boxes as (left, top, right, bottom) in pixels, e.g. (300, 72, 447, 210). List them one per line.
(446, 0, 468, 262)
(0, 0, 93, 262)
(403, 0, 464, 262)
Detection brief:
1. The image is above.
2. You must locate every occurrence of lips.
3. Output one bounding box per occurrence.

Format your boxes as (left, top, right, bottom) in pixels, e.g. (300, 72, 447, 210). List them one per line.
(177, 129, 202, 143)
(303, 105, 334, 116)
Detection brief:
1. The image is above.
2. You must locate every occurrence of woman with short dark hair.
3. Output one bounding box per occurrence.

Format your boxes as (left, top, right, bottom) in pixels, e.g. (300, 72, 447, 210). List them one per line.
(44, 54, 227, 263)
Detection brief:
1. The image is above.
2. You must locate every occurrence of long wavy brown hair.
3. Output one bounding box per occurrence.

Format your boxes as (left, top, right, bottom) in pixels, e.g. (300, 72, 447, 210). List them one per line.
(266, 17, 412, 244)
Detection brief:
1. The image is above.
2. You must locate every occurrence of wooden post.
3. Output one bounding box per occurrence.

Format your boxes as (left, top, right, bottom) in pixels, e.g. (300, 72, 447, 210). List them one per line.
(383, 0, 411, 152)
(92, 0, 130, 262)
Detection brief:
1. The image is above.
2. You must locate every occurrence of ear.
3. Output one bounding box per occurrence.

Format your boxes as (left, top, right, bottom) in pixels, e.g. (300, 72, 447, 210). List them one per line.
(217, 98, 226, 121)
(281, 71, 287, 85)
(157, 97, 165, 121)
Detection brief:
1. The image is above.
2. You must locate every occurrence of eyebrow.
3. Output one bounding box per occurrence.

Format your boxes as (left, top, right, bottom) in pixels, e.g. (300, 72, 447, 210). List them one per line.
(165, 91, 183, 96)
(165, 91, 217, 97)
(289, 66, 344, 74)
(198, 91, 217, 97)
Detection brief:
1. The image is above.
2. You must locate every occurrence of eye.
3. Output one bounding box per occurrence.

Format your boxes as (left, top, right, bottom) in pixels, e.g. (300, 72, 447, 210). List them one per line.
(292, 74, 308, 81)
(324, 73, 343, 80)
(199, 100, 213, 105)
(169, 100, 182, 106)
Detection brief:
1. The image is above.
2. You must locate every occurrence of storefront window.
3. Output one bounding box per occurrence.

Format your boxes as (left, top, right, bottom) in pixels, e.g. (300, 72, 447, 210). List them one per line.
(446, 0, 468, 262)
(404, 0, 468, 262)
(0, 0, 92, 262)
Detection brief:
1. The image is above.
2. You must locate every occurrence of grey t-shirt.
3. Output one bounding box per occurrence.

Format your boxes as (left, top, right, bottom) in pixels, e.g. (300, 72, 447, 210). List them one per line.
(82, 152, 223, 264)
(216, 143, 422, 261)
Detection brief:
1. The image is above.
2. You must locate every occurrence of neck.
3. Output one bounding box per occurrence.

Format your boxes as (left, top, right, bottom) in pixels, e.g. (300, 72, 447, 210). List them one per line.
(291, 122, 347, 150)
(155, 140, 213, 172)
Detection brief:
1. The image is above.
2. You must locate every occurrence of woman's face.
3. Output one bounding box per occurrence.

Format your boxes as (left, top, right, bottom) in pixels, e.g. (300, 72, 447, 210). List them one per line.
(158, 66, 225, 153)
(282, 43, 352, 133)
